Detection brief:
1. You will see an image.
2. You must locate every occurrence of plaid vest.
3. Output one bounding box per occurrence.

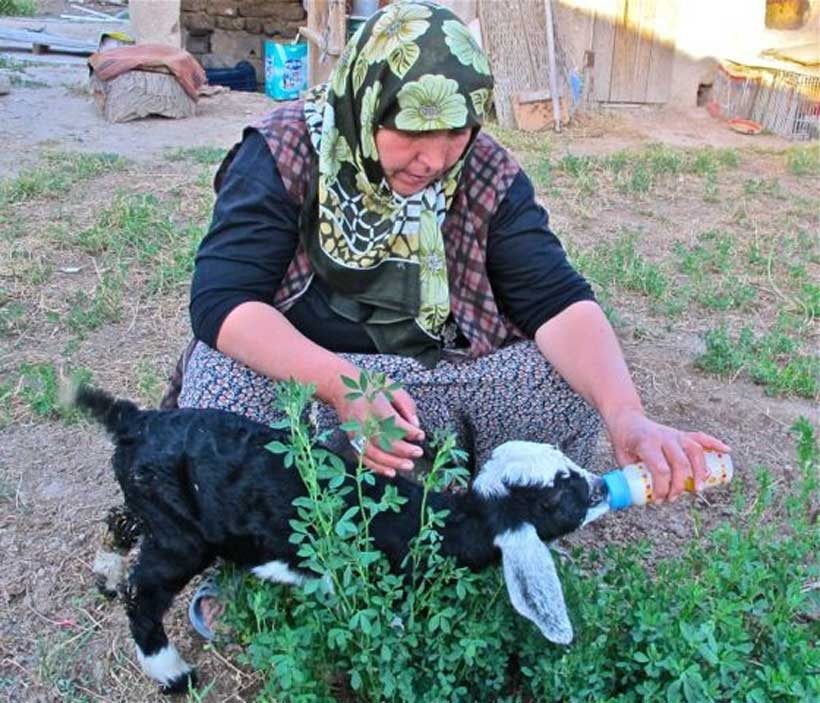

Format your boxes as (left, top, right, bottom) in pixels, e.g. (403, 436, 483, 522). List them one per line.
(253, 103, 525, 358)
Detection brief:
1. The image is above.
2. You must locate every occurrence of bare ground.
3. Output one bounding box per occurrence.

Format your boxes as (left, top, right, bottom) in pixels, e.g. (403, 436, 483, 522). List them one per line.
(1, 31, 818, 703)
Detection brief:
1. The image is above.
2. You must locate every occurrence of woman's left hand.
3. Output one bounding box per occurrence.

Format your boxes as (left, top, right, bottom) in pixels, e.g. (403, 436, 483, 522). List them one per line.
(605, 408, 731, 503)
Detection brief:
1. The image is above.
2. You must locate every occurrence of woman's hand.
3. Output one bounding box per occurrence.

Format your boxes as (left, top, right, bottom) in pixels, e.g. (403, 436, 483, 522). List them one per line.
(332, 380, 425, 478)
(605, 408, 731, 502)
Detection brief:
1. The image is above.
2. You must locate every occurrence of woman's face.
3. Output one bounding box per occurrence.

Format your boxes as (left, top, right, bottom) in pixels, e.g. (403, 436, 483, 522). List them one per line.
(375, 126, 472, 196)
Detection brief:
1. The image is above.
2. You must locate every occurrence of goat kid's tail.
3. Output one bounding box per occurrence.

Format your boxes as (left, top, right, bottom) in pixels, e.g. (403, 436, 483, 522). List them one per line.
(70, 384, 142, 439)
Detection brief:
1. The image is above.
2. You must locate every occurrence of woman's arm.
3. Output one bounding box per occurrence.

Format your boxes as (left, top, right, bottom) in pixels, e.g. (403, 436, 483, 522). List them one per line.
(534, 300, 730, 501)
(192, 133, 422, 475)
(216, 302, 424, 476)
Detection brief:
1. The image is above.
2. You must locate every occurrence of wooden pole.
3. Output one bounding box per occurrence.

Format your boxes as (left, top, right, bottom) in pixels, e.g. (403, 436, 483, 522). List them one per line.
(543, 0, 561, 132)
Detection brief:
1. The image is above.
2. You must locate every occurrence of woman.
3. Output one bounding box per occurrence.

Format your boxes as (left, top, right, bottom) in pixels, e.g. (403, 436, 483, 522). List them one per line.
(177, 1, 728, 636)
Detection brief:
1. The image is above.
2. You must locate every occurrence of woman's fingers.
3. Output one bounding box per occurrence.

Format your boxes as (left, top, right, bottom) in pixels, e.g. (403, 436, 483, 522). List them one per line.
(389, 387, 423, 440)
(361, 440, 421, 477)
(689, 431, 731, 453)
(661, 441, 693, 501)
(638, 444, 672, 503)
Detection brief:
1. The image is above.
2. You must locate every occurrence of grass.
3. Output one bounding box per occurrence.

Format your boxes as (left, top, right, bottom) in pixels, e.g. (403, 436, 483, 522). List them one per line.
(69, 191, 203, 298)
(548, 144, 743, 197)
(0, 152, 125, 206)
(10, 75, 48, 88)
(696, 325, 819, 399)
(569, 229, 669, 303)
(16, 362, 92, 420)
(0, 298, 27, 336)
(134, 358, 166, 405)
(167, 146, 227, 165)
(673, 229, 757, 312)
(2, 128, 818, 700)
(65, 269, 125, 335)
(0, 0, 36, 16)
(785, 144, 820, 175)
(34, 600, 104, 701)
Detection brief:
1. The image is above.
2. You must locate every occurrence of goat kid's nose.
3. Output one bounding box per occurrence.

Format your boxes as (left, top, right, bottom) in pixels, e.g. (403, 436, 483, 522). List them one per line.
(588, 477, 608, 507)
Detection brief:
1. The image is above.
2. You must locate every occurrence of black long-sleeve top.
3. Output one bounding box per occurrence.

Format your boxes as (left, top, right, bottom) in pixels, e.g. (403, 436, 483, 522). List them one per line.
(190, 131, 594, 353)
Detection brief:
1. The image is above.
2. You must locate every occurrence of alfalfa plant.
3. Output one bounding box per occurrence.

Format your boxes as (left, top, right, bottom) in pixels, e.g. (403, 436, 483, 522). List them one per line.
(221, 375, 519, 703)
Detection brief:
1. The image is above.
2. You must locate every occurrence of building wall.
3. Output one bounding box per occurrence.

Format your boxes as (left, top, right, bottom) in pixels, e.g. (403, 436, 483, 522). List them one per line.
(181, 0, 307, 85)
(553, 0, 820, 107)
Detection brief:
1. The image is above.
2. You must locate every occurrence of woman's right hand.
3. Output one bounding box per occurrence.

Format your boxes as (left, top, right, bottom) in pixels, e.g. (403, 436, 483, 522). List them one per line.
(332, 380, 425, 477)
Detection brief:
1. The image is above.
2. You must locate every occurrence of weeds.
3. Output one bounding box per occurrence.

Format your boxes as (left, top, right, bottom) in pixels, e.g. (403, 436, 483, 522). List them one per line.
(674, 230, 757, 311)
(696, 325, 819, 399)
(786, 144, 820, 175)
(525, 426, 820, 702)
(72, 193, 201, 297)
(0, 152, 125, 206)
(168, 146, 227, 165)
(223, 376, 516, 703)
(0, 0, 36, 16)
(16, 362, 92, 420)
(570, 229, 668, 301)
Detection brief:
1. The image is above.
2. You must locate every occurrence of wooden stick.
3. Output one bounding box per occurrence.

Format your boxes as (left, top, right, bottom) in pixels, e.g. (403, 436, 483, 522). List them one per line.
(543, 0, 561, 132)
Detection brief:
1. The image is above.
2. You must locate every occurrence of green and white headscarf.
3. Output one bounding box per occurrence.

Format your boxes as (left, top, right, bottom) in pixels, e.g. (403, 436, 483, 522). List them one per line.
(302, 1, 493, 363)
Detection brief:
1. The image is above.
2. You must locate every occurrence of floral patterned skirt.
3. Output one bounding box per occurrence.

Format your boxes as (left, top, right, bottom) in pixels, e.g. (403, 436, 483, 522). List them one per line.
(176, 340, 601, 471)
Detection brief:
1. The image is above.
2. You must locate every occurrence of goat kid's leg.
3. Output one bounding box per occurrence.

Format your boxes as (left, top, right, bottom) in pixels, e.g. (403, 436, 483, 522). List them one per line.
(93, 505, 142, 599)
(126, 544, 205, 694)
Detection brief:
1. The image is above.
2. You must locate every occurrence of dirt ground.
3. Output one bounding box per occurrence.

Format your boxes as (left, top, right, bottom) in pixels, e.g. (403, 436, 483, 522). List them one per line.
(1, 10, 818, 703)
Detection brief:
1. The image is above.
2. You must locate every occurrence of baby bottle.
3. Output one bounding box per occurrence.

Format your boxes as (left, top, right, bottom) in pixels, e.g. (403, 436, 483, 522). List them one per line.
(602, 451, 733, 510)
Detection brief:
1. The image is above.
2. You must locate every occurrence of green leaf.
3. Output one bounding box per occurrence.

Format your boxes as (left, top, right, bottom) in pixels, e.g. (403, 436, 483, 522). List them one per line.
(264, 440, 290, 454)
(387, 42, 420, 79)
(335, 521, 358, 539)
(341, 374, 359, 390)
(352, 54, 368, 95)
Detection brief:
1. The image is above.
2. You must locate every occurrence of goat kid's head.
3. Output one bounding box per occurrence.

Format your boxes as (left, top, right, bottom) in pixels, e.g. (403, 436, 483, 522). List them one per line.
(472, 441, 606, 646)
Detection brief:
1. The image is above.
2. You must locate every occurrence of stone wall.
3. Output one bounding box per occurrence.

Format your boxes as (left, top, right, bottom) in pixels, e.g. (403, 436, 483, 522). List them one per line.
(181, 0, 307, 87)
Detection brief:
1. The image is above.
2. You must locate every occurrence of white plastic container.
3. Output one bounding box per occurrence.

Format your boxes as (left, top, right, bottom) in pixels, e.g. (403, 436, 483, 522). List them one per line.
(602, 451, 733, 510)
(351, 0, 380, 17)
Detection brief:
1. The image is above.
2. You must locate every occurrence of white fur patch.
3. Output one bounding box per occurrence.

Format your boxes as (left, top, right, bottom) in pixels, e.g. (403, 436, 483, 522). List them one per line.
(136, 644, 192, 686)
(495, 524, 573, 644)
(474, 441, 595, 498)
(251, 560, 307, 586)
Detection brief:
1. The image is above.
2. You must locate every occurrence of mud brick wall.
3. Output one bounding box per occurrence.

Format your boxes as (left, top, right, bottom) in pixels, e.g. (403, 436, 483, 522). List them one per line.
(181, 0, 307, 87)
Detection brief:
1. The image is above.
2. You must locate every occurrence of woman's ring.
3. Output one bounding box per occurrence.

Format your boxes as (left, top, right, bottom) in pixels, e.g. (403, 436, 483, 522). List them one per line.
(350, 435, 366, 454)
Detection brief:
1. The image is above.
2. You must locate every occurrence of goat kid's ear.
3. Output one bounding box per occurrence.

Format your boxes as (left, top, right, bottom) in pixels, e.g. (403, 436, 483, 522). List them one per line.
(495, 524, 573, 645)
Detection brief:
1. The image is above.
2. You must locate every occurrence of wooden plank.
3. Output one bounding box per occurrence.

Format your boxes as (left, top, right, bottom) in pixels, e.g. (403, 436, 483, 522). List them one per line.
(0, 26, 97, 53)
(644, 0, 676, 103)
(478, 0, 552, 129)
(610, 0, 654, 102)
(605, 0, 676, 104)
(303, 0, 347, 88)
(591, 0, 618, 102)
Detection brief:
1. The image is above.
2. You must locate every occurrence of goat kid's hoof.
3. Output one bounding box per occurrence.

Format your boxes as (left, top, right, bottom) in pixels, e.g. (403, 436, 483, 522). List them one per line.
(92, 549, 126, 599)
(160, 669, 198, 696)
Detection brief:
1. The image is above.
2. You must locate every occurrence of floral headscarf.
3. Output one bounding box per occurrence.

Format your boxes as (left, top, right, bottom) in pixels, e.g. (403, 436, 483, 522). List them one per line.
(302, 1, 493, 363)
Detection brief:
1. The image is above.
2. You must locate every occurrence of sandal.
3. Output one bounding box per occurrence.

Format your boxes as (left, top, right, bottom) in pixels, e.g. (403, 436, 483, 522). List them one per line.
(188, 576, 220, 641)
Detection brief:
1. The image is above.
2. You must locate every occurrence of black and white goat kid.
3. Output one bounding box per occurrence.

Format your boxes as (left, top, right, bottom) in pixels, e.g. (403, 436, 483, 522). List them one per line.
(74, 385, 607, 694)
